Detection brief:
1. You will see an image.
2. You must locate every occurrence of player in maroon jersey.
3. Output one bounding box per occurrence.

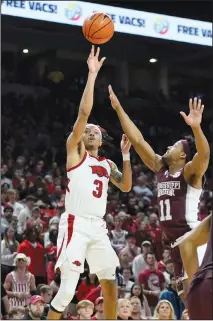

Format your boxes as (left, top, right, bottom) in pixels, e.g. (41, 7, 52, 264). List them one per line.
(109, 86, 210, 301)
(178, 214, 212, 319)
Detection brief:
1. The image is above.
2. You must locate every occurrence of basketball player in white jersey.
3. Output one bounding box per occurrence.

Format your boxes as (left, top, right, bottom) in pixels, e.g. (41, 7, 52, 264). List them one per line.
(47, 46, 132, 320)
(108, 86, 210, 304)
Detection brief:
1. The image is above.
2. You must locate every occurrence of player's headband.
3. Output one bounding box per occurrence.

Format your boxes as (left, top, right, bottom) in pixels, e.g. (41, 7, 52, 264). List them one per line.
(181, 140, 192, 162)
(86, 124, 102, 138)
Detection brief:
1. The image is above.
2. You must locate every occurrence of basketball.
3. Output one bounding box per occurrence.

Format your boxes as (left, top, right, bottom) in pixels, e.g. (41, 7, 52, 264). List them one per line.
(82, 13, 114, 45)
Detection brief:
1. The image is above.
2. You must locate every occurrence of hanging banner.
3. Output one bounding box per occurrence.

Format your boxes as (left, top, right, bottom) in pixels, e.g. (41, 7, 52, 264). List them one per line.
(1, 1, 212, 46)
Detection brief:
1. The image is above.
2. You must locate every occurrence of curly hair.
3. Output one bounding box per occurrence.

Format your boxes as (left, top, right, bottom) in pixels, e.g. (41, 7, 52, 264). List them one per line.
(183, 135, 197, 158)
(184, 135, 207, 186)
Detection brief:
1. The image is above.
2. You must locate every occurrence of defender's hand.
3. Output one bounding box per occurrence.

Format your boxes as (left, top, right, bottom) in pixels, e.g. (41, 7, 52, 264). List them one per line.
(87, 45, 106, 74)
(120, 134, 131, 154)
(180, 97, 204, 129)
(108, 85, 121, 110)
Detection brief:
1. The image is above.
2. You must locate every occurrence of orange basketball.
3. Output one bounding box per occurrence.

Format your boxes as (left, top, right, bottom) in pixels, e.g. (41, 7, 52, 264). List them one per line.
(82, 13, 114, 45)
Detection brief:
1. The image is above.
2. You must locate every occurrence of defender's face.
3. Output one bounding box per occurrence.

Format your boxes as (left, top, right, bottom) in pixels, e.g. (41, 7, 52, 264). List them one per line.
(162, 140, 185, 165)
(83, 126, 102, 150)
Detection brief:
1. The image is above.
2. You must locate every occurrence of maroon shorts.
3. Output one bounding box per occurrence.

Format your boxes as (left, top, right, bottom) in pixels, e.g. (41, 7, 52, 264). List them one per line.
(187, 277, 213, 319)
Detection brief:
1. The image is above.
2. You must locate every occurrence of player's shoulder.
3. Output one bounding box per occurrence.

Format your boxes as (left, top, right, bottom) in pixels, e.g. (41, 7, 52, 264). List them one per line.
(106, 159, 117, 169)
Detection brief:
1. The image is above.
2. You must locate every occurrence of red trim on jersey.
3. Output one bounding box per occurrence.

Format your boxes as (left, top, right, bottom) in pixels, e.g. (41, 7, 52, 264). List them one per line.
(57, 236, 65, 261)
(66, 214, 75, 247)
(66, 152, 87, 172)
(89, 154, 105, 162)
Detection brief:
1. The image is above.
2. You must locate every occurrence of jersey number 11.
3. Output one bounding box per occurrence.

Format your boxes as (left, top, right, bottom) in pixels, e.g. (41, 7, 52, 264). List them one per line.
(159, 199, 172, 221)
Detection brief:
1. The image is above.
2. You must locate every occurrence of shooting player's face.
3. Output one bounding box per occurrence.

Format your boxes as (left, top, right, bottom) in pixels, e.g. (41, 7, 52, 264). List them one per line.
(83, 126, 102, 150)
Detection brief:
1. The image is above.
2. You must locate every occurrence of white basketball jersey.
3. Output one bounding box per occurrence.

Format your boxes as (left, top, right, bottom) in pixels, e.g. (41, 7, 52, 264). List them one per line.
(65, 151, 111, 218)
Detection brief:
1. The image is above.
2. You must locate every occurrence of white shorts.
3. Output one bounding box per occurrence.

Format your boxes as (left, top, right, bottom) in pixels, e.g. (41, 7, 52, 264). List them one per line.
(55, 213, 119, 276)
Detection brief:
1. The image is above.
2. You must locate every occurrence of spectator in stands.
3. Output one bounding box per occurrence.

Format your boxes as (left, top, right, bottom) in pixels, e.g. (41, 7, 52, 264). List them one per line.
(158, 247, 171, 272)
(147, 214, 162, 260)
(18, 195, 36, 234)
(132, 240, 152, 281)
(17, 178, 30, 200)
(23, 295, 45, 320)
(44, 175, 55, 195)
(4, 253, 36, 308)
(138, 252, 166, 313)
(85, 285, 102, 303)
(130, 296, 150, 319)
(126, 197, 138, 216)
(92, 297, 104, 320)
(77, 274, 99, 301)
(163, 260, 175, 287)
(39, 285, 53, 303)
(1, 205, 14, 234)
(120, 233, 141, 264)
(44, 216, 59, 247)
(133, 176, 153, 198)
(39, 285, 53, 318)
(10, 215, 23, 243)
(119, 252, 132, 270)
(135, 221, 152, 247)
(125, 283, 151, 317)
(121, 267, 134, 294)
(26, 207, 46, 231)
(131, 212, 145, 233)
(6, 189, 24, 217)
(117, 298, 132, 320)
(159, 275, 184, 320)
(46, 229, 58, 285)
(153, 300, 176, 320)
(1, 165, 12, 187)
(18, 226, 46, 285)
(8, 306, 25, 320)
(1, 226, 19, 282)
(75, 300, 94, 320)
(110, 217, 128, 253)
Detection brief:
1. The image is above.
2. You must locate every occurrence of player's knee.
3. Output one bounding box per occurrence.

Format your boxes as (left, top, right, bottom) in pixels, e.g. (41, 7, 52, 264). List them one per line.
(96, 268, 116, 281)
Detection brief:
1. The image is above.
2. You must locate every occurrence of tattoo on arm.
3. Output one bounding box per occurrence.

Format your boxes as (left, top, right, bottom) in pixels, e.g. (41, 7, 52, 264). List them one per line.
(111, 164, 122, 183)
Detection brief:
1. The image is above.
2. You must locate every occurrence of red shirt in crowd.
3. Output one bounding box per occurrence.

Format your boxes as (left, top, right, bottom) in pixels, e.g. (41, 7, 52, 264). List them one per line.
(138, 269, 165, 307)
(85, 285, 102, 303)
(18, 240, 46, 277)
(157, 260, 166, 272)
(76, 281, 98, 301)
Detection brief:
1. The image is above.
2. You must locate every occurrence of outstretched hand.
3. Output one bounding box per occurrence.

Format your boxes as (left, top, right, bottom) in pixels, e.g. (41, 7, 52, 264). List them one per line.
(108, 85, 121, 110)
(180, 97, 204, 128)
(87, 45, 106, 74)
(120, 134, 131, 154)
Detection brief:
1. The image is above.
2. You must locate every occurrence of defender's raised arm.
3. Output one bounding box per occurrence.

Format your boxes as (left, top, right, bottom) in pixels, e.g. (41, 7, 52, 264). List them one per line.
(181, 98, 210, 180)
(108, 85, 162, 172)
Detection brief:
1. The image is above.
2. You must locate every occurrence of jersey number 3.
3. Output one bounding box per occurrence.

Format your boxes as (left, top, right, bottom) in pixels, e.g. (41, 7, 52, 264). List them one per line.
(159, 199, 172, 221)
(93, 180, 103, 198)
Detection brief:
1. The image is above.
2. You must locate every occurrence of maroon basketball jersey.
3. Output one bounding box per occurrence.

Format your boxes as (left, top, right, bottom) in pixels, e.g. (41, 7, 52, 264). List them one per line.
(156, 166, 202, 242)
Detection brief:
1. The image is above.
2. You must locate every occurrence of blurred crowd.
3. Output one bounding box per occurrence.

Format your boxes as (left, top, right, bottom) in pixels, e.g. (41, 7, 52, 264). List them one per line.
(1, 56, 213, 320)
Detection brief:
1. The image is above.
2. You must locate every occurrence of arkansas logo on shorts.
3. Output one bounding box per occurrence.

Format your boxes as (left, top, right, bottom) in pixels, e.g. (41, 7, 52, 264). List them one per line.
(72, 260, 81, 267)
